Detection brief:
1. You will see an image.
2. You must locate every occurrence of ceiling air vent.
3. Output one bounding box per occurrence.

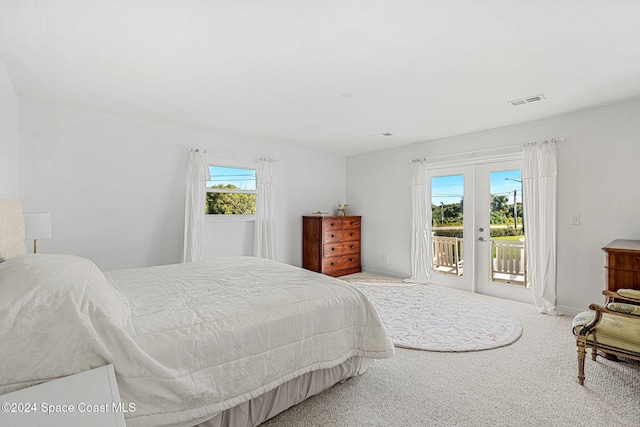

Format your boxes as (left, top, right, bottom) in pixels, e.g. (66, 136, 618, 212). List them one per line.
(508, 94, 545, 107)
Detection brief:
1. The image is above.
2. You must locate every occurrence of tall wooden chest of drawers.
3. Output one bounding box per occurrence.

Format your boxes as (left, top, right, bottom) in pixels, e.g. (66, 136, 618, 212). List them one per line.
(602, 239, 640, 292)
(303, 216, 362, 277)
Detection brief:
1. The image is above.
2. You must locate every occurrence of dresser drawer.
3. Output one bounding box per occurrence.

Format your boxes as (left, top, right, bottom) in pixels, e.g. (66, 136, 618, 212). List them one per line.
(322, 218, 343, 231)
(323, 241, 360, 257)
(342, 217, 361, 229)
(323, 229, 361, 244)
(322, 254, 360, 274)
(606, 252, 640, 271)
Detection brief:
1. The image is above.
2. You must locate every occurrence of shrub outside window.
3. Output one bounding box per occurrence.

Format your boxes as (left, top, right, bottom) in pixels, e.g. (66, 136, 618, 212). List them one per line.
(206, 164, 257, 216)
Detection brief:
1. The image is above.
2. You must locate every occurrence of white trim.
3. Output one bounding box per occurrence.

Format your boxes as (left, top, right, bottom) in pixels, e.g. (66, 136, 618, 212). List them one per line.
(207, 156, 257, 169)
(426, 152, 522, 170)
(556, 305, 583, 316)
(206, 188, 256, 195)
(360, 267, 406, 279)
(205, 215, 256, 222)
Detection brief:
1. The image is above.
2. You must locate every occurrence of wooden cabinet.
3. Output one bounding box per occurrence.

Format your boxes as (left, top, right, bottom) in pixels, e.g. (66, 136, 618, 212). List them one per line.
(303, 216, 361, 277)
(602, 239, 640, 292)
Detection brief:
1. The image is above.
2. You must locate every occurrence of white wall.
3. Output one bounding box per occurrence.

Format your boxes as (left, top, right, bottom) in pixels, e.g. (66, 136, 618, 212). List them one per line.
(347, 97, 640, 312)
(0, 59, 19, 199)
(19, 100, 346, 270)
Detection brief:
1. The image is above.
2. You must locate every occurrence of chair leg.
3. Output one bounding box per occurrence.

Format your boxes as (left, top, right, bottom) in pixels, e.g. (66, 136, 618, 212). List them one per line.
(577, 345, 586, 385)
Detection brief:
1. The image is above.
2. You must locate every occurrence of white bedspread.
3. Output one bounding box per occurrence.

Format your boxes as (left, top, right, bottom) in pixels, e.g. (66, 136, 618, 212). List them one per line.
(0, 255, 394, 426)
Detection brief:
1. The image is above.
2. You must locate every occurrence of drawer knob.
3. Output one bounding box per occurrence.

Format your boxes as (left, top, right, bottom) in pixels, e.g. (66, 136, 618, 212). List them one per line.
(331, 247, 335, 251)
(331, 262, 335, 266)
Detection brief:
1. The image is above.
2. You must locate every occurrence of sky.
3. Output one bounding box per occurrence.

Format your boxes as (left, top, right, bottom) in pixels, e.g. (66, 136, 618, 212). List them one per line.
(431, 169, 521, 206)
(207, 166, 256, 190)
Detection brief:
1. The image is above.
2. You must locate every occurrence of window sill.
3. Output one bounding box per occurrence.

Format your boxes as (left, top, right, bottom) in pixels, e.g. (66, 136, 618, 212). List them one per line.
(205, 215, 256, 223)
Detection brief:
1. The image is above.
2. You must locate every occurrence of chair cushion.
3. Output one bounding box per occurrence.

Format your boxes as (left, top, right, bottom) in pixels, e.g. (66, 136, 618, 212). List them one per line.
(607, 302, 640, 316)
(572, 311, 640, 354)
(572, 311, 594, 332)
(618, 289, 640, 301)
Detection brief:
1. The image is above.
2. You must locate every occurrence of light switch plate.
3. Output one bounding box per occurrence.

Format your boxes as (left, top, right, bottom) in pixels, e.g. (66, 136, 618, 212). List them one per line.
(570, 214, 580, 225)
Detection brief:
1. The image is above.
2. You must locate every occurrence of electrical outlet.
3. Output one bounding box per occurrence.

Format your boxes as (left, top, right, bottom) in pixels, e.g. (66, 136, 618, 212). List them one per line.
(383, 253, 390, 262)
(570, 214, 580, 225)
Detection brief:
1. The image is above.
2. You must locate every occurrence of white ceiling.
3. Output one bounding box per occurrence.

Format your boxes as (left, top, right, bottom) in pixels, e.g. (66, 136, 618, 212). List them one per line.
(2, 1, 640, 156)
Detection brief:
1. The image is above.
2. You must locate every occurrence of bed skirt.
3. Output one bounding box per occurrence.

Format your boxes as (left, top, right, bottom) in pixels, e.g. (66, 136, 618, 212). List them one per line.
(197, 356, 371, 427)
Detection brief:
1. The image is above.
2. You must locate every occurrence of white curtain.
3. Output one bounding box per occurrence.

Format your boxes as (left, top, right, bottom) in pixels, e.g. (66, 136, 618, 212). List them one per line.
(254, 158, 278, 260)
(406, 160, 432, 284)
(182, 149, 210, 263)
(522, 140, 558, 314)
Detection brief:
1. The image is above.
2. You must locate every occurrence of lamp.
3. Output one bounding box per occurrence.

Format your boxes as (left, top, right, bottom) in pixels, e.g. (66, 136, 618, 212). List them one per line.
(24, 212, 52, 254)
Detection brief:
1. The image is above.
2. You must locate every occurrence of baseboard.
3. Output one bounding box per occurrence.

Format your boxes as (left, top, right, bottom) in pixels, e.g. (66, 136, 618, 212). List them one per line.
(556, 305, 584, 316)
(361, 266, 406, 279)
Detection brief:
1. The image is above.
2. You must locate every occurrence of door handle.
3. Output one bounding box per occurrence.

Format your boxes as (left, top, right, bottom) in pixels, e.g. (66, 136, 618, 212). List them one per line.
(478, 237, 487, 242)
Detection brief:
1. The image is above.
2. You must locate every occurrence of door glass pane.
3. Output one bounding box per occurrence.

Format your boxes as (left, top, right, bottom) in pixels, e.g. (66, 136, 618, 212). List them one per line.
(489, 169, 527, 286)
(431, 175, 464, 276)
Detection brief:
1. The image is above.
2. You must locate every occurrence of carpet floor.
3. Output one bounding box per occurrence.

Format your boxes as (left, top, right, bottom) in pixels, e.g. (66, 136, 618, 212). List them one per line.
(261, 274, 640, 427)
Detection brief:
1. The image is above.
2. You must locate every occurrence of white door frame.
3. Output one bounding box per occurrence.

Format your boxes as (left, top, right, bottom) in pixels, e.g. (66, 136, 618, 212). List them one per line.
(427, 164, 475, 293)
(426, 153, 532, 303)
(475, 159, 533, 303)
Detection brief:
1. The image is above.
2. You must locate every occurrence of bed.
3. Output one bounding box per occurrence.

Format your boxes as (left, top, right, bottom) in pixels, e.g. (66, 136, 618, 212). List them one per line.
(0, 199, 394, 426)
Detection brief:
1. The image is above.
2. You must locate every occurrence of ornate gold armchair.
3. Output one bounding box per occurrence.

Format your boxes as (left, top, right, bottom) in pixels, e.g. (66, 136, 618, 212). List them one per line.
(572, 289, 640, 385)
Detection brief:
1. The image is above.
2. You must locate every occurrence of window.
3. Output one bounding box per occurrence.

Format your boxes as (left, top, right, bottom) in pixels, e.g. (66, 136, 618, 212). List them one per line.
(206, 164, 257, 216)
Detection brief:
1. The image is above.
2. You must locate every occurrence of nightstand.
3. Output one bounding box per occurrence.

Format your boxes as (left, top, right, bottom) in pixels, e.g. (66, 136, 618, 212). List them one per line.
(0, 365, 127, 427)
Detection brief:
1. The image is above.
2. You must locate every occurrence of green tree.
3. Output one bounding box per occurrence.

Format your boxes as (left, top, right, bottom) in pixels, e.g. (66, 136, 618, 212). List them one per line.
(490, 210, 508, 224)
(432, 202, 463, 226)
(490, 194, 509, 213)
(206, 184, 256, 214)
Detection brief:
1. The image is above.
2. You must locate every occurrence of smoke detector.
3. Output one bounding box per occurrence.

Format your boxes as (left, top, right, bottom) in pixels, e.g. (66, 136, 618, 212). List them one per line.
(508, 94, 545, 107)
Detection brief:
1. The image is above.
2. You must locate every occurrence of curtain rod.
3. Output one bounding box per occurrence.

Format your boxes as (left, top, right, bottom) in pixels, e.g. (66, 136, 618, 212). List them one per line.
(206, 150, 255, 161)
(412, 137, 565, 163)
(202, 150, 279, 163)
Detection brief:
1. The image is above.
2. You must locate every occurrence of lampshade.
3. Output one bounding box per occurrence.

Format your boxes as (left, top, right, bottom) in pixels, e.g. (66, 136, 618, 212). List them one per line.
(24, 212, 52, 240)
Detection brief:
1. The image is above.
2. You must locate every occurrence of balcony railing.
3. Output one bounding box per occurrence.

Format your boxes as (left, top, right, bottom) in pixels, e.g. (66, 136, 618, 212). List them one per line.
(432, 236, 463, 275)
(431, 236, 527, 285)
(491, 239, 526, 285)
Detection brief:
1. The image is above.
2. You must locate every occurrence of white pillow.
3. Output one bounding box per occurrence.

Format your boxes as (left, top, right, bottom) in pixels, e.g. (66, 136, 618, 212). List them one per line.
(0, 254, 133, 395)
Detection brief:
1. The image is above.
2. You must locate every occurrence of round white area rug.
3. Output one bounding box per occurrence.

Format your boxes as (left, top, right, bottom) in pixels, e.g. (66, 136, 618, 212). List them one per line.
(351, 282, 523, 352)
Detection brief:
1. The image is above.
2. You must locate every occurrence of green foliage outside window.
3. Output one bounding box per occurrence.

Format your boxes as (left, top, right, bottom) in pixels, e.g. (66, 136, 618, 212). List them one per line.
(432, 194, 523, 228)
(432, 201, 464, 226)
(206, 184, 256, 215)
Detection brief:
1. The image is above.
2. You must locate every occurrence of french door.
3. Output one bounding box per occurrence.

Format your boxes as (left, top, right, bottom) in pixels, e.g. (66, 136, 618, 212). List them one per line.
(428, 158, 532, 303)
